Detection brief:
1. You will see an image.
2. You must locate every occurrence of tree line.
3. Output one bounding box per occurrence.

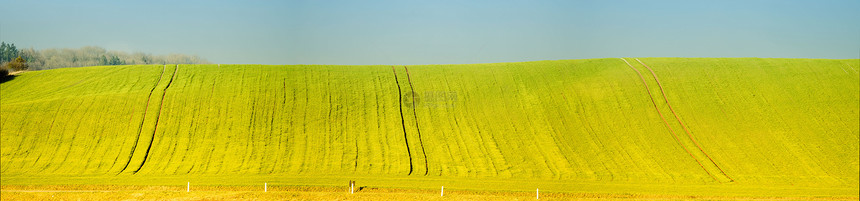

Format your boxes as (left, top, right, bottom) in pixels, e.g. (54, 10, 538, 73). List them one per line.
(1, 42, 27, 76)
(1, 42, 210, 73)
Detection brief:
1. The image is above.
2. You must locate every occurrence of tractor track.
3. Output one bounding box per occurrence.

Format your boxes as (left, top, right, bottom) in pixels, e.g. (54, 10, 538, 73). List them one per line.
(634, 59, 733, 182)
(403, 66, 430, 176)
(117, 65, 166, 174)
(846, 64, 858, 74)
(133, 64, 179, 173)
(391, 66, 414, 175)
(619, 58, 719, 182)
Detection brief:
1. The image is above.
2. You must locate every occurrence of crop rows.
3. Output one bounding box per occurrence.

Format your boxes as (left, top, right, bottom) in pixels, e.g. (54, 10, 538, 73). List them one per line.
(1, 59, 857, 190)
(1, 65, 162, 174)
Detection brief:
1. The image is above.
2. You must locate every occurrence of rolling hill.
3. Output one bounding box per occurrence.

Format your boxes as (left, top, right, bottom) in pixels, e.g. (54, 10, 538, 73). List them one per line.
(1, 58, 858, 198)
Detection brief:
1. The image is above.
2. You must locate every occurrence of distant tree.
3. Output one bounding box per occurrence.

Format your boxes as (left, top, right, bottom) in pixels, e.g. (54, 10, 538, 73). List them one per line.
(100, 55, 109, 65)
(19, 48, 40, 67)
(0, 42, 7, 62)
(137, 53, 151, 64)
(109, 55, 123, 65)
(0, 42, 18, 62)
(2, 45, 209, 70)
(4, 56, 29, 71)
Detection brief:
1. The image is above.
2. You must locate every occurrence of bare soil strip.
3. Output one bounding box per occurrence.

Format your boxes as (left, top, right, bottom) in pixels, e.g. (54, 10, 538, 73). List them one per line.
(619, 58, 718, 181)
(118, 65, 166, 174)
(403, 66, 429, 176)
(634, 59, 734, 182)
(391, 66, 414, 175)
(134, 64, 179, 173)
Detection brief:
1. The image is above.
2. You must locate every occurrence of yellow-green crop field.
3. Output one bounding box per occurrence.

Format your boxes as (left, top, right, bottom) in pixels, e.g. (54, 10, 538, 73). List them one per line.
(1, 58, 858, 200)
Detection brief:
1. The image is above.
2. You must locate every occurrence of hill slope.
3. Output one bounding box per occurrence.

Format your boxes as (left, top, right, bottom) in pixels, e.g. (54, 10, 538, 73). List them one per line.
(1, 58, 858, 196)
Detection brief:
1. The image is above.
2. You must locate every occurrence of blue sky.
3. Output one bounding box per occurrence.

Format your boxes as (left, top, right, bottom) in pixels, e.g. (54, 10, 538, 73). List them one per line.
(1, 0, 858, 65)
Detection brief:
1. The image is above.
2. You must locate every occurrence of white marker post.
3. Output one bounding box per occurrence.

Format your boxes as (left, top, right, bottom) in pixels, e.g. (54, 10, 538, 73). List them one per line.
(265, 183, 267, 192)
(536, 188, 539, 199)
(187, 182, 190, 192)
(441, 186, 444, 197)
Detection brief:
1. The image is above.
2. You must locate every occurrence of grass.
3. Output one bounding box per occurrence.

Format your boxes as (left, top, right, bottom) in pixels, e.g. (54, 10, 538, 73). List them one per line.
(1, 58, 858, 200)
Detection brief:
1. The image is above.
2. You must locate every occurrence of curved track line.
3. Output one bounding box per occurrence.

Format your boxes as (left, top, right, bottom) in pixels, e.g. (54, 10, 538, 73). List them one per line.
(634, 58, 733, 182)
(392, 66, 414, 175)
(118, 65, 166, 174)
(846, 64, 858, 74)
(134, 64, 179, 174)
(403, 66, 430, 176)
(619, 58, 718, 181)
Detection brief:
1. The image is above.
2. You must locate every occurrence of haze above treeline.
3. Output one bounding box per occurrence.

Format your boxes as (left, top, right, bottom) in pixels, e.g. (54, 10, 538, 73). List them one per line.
(0, 42, 209, 71)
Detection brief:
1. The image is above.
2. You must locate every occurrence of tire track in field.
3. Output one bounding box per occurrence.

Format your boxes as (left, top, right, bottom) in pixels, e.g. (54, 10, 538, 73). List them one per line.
(391, 66, 415, 175)
(403, 66, 430, 176)
(846, 64, 858, 74)
(118, 65, 166, 174)
(838, 65, 849, 74)
(619, 58, 719, 182)
(634, 58, 734, 182)
(133, 64, 179, 174)
(108, 73, 149, 172)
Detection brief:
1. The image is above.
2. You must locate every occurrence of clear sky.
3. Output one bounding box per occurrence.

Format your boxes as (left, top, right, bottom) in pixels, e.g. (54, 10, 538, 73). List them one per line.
(1, 0, 858, 65)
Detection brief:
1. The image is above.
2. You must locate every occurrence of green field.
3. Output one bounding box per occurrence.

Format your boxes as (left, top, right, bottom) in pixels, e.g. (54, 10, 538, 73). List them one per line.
(1, 58, 858, 200)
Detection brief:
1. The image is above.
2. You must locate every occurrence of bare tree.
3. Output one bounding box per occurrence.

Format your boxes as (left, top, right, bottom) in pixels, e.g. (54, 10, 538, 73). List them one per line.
(15, 45, 210, 70)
